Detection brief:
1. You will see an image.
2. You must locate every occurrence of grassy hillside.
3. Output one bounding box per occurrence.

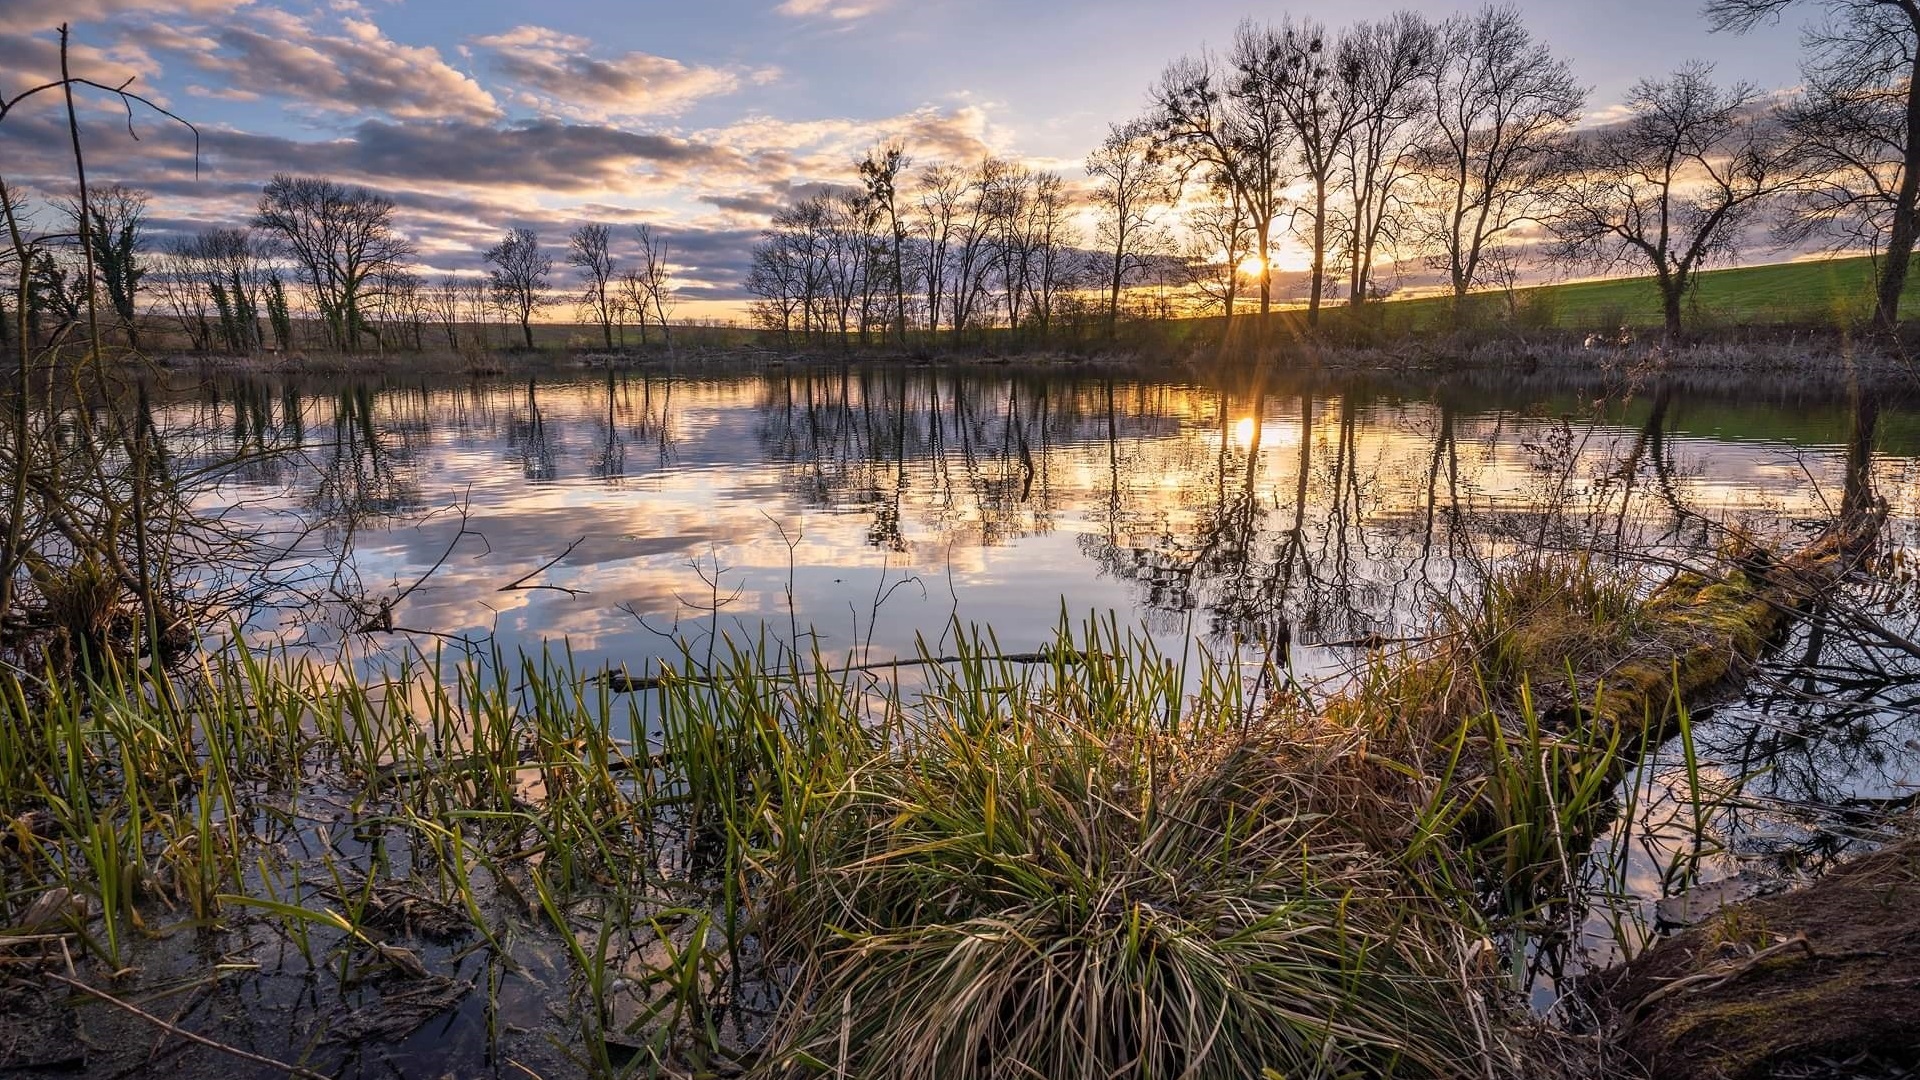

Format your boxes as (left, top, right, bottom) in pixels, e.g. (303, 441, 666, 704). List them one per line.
(1374, 256, 1907, 333)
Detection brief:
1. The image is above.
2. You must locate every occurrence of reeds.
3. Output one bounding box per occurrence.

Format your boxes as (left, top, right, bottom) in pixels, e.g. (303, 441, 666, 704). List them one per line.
(763, 622, 1502, 1079)
(0, 547, 1803, 1078)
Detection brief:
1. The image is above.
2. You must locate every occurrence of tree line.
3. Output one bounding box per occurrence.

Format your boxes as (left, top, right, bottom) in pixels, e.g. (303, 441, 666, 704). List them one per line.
(0, 174, 683, 358)
(748, 0, 1920, 343)
(3, 0, 1913, 357)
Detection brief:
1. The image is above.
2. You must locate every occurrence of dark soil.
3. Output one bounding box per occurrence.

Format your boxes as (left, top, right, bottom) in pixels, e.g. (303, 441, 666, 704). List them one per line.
(1596, 838, 1920, 1080)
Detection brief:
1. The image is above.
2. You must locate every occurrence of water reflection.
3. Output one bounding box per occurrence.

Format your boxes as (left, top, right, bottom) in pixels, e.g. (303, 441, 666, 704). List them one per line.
(162, 364, 1920, 1002)
(165, 368, 1914, 671)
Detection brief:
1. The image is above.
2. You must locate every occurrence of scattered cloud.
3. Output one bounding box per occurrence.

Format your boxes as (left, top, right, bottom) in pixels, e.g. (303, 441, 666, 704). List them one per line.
(0, 25, 166, 98)
(774, 0, 893, 21)
(188, 119, 742, 194)
(1, 0, 1034, 303)
(470, 25, 742, 120)
(163, 8, 500, 122)
(701, 104, 1000, 172)
(0, 0, 245, 34)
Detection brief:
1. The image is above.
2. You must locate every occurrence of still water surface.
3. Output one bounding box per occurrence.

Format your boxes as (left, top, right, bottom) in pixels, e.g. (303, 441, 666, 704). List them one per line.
(170, 362, 1920, 1000)
(176, 365, 1914, 673)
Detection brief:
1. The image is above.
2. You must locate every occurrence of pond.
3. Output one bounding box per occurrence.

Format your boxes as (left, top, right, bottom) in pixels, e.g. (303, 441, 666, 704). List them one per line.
(179, 364, 1916, 673)
(159, 359, 1920, 1020)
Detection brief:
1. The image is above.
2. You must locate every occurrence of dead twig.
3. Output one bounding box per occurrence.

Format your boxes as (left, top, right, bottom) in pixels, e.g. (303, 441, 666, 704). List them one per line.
(498, 537, 585, 596)
(46, 972, 332, 1080)
(1624, 932, 1815, 1024)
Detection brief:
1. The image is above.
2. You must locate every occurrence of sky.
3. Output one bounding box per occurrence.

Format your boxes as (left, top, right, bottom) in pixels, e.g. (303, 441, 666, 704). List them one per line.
(0, 0, 1812, 316)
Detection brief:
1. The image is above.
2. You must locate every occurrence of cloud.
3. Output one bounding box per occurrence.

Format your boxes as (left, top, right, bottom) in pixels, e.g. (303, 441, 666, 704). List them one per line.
(701, 104, 999, 171)
(0, 25, 167, 98)
(0, 0, 244, 34)
(162, 7, 500, 122)
(0, 0, 1029, 309)
(190, 119, 743, 194)
(774, 0, 892, 21)
(469, 25, 742, 120)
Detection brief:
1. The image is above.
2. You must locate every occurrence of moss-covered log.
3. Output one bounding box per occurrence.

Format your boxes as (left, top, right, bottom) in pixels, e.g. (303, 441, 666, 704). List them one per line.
(1328, 503, 1881, 764)
(1597, 838, 1920, 1080)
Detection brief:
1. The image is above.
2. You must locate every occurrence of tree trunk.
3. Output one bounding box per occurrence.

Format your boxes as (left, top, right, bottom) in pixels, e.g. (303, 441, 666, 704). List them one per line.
(1661, 274, 1685, 342)
(1307, 185, 1326, 328)
(1257, 227, 1272, 319)
(520, 316, 533, 350)
(1349, 218, 1369, 309)
(1876, 43, 1920, 333)
(1843, 388, 1881, 520)
(120, 299, 141, 351)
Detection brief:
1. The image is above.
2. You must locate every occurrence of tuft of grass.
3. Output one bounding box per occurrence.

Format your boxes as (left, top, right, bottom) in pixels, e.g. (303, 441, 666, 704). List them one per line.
(763, 620, 1505, 1080)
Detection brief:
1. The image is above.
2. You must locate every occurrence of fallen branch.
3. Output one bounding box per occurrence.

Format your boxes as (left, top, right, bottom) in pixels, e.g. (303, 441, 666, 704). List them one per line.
(1623, 932, 1814, 1023)
(498, 537, 586, 596)
(47, 972, 332, 1080)
(594, 648, 1099, 695)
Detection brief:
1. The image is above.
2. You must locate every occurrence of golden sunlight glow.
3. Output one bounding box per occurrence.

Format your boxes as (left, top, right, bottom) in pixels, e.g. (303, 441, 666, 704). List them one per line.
(1237, 255, 1266, 278)
(1232, 416, 1258, 448)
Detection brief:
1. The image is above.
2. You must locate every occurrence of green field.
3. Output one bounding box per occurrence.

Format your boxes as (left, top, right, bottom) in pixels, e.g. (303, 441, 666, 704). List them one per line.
(1372, 256, 1908, 333)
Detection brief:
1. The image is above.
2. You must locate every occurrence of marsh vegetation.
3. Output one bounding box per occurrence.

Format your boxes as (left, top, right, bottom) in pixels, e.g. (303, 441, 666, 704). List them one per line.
(0, 358, 1914, 1080)
(5, 16, 1920, 1080)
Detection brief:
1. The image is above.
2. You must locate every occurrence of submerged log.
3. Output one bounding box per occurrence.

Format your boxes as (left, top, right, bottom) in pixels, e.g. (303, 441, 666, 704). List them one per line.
(1329, 504, 1886, 789)
(1576, 507, 1885, 738)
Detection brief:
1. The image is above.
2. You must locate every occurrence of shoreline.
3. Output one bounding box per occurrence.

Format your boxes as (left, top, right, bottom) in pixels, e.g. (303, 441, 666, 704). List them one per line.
(137, 333, 1920, 399)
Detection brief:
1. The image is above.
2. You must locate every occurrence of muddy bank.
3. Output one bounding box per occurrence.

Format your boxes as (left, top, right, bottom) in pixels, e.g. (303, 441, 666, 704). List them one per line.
(1597, 836, 1920, 1080)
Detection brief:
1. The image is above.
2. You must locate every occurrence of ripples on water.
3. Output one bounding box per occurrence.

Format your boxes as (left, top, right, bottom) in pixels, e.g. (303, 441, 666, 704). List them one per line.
(166, 363, 1920, 1001)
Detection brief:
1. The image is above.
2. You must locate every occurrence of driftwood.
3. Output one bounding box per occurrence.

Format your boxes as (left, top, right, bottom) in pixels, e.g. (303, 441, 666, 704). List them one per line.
(1576, 507, 1912, 1079)
(594, 648, 1098, 695)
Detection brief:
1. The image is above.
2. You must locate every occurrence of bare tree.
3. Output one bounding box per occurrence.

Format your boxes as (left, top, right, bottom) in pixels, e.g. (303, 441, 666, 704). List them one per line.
(568, 222, 617, 350)
(914, 163, 964, 339)
(27, 250, 83, 347)
(484, 226, 550, 350)
(252, 174, 413, 352)
(1185, 190, 1258, 319)
(375, 267, 425, 352)
(1152, 26, 1297, 318)
(264, 270, 293, 351)
(1551, 63, 1796, 338)
(748, 232, 806, 346)
(1088, 121, 1174, 337)
(427, 275, 463, 351)
(153, 237, 213, 352)
(1268, 16, 1366, 324)
(618, 269, 651, 346)
(1415, 5, 1585, 313)
(1709, 0, 1920, 329)
(859, 144, 911, 347)
(946, 160, 999, 337)
(199, 228, 264, 354)
(152, 229, 260, 354)
(1336, 13, 1437, 309)
(458, 278, 491, 353)
(634, 226, 678, 350)
(1019, 171, 1078, 341)
(983, 161, 1034, 336)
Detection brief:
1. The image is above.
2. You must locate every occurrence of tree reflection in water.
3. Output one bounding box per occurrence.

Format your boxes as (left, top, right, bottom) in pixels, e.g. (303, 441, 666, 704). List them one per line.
(160, 366, 1920, 1003)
